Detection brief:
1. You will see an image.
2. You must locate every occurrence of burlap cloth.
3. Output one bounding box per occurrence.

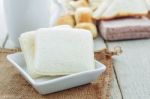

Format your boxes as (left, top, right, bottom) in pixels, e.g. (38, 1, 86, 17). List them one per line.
(0, 48, 113, 99)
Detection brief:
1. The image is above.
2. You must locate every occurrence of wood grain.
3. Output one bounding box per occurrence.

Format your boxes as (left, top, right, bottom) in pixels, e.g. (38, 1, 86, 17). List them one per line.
(110, 69, 122, 99)
(94, 37, 122, 99)
(107, 39, 150, 99)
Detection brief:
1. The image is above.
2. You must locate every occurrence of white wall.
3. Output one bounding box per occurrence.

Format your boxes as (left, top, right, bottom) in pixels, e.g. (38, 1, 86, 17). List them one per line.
(0, 0, 7, 38)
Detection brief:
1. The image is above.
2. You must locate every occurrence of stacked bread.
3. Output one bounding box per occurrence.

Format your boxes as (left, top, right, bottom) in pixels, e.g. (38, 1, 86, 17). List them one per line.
(55, 0, 98, 39)
(93, 0, 148, 20)
(100, 18, 150, 40)
(56, 0, 150, 41)
(19, 25, 95, 78)
(93, 0, 150, 40)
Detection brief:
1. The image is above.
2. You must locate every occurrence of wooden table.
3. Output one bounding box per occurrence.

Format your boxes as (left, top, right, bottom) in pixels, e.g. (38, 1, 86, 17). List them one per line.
(1, 1, 150, 99)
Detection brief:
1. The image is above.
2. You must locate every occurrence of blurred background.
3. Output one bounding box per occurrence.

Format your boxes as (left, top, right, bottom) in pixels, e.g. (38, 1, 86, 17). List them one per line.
(0, 0, 7, 42)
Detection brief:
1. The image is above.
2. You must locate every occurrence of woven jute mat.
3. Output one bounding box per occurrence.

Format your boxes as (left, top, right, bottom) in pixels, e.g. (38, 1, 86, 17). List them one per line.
(0, 48, 113, 99)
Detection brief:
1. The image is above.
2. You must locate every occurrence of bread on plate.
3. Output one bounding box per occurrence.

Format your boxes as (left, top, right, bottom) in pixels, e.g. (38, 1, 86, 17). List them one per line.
(19, 25, 95, 78)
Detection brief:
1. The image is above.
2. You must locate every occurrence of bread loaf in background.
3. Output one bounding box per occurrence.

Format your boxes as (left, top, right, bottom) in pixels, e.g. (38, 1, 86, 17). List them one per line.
(100, 18, 150, 40)
(93, 0, 148, 20)
(55, 14, 75, 27)
(70, 0, 88, 9)
(75, 7, 93, 23)
(88, 0, 104, 10)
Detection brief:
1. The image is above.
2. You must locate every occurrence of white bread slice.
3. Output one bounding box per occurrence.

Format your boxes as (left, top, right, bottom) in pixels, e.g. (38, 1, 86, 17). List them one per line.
(93, 0, 113, 19)
(19, 31, 39, 78)
(34, 28, 94, 76)
(60, 0, 74, 11)
(93, 0, 148, 20)
(19, 25, 72, 78)
(69, 0, 88, 9)
(89, 0, 104, 10)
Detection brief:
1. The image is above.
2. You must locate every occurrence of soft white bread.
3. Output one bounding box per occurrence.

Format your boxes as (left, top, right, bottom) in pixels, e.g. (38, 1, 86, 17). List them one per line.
(75, 23, 98, 38)
(19, 31, 40, 78)
(19, 25, 73, 78)
(89, 0, 104, 10)
(19, 25, 94, 77)
(60, 0, 74, 12)
(70, 0, 88, 9)
(93, 0, 113, 19)
(93, 0, 148, 20)
(34, 28, 95, 75)
(75, 7, 93, 24)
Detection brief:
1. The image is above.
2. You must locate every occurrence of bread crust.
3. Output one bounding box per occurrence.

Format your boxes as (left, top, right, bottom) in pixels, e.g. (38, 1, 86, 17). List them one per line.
(55, 14, 75, 27)
(75, 7, 93, 23)
(93, 12, 148, 20)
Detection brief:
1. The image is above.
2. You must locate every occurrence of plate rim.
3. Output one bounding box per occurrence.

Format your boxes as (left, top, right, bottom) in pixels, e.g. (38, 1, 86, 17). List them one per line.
(7, 52, 106, 86)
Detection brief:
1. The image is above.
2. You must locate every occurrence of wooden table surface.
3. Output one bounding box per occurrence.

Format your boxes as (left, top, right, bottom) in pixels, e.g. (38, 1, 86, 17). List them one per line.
(1, 1, 150, 99)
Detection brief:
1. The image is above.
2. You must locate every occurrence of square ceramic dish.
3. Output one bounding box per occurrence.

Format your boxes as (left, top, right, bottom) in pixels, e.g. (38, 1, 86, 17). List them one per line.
(7, 52, 106, 95)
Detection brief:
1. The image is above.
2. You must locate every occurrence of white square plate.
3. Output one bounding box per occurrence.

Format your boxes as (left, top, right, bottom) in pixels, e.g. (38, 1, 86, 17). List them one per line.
(7, 52, 106, 95)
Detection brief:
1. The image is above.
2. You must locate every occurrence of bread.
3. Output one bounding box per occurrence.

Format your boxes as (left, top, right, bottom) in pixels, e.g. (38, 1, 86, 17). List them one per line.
(19, 31, 40, 78)
(19, 25, 94, 77)
(53, 25, 72, 29)
(93, 0, 148, 20)
(55, 14, 75, 27)
(60, 0, 75, 12)
(75, 7, 93, 24)
(34, 28, 94, 75)
(75, 23, 98, 38)
(92, 0, 113, 20)
(19, 25, 72, 78)
(88, 0, 104, 10)
(100, 18, 150, 40)
(70, 0, 88, 9)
